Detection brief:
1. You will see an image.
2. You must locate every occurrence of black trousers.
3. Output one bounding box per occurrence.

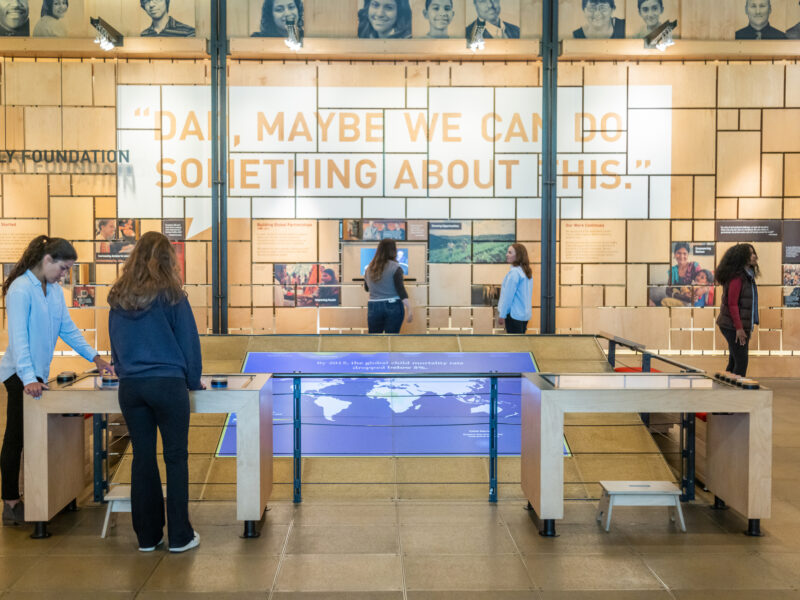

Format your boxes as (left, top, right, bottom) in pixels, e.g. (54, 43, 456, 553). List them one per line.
(720, 326, 751, 377)
(119, 377, 193, 548)
(1, 374, 29, 501)
(504, 315, 529, 334)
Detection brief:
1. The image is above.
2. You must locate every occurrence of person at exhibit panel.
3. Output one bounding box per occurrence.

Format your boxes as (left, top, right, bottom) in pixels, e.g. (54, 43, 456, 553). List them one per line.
(95, 219, 117, 254)
(788, 0, 800, 38)
(572, 0, 625, 39)
(358, 0, 412, 39)
(0, 236, 113, 526)
(251, 0, 303, 38)
(497, 243, 533, 334)
(0, 0, 29, 36)
(108, 232, 203, 553)
(422, 0, 454, 38)
(315, 268, 341, 306)
(466, 0, 520, 39)
(735, 0, 785, 39)
(632, 0, 663, 38)
(364, 239, 413, 333)
(715, 243, 760, 377)
(32, 0, 67, 37)
(139, 0, 195, 37)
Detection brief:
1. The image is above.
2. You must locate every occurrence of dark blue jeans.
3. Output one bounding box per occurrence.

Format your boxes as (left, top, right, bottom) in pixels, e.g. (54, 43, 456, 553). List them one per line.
(368, 300, 404, 333)
(119, 377, 193, 548)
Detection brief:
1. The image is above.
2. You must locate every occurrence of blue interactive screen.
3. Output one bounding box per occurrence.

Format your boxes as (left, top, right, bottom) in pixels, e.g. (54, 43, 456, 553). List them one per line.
(217, 352, 542, 457)
(360, 248, 409, 275)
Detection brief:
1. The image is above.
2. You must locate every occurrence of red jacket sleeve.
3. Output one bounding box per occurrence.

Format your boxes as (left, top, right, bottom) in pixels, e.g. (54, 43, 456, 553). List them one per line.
(727, 276, 743, 330)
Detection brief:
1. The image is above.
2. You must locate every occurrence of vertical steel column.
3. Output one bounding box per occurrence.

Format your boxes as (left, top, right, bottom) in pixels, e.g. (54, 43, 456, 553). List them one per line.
(209, 0, 229, 333)
(607, 340, 616, 368)
(293, 377, 302, 503)
(680, 412, 696, 501)
(489, 376, 498, 503)
(640, 353, 651, 426)
(540, 0, 559, 333)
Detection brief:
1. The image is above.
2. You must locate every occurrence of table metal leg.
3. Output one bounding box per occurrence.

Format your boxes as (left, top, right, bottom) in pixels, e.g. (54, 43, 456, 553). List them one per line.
(31, 522, 50, 539)
(242, 520, 260, 538)
(746, 519, 763, 537)
(539, 519, 557, 537)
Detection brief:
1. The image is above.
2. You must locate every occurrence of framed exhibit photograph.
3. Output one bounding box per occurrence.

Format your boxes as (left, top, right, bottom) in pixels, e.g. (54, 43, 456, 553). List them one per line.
(465, 0, 520, 39)
(274, 263, 340, 307)
(411, 0, 465, 38)
(648, 242, 715, 308)
(429, 221, 471, 263)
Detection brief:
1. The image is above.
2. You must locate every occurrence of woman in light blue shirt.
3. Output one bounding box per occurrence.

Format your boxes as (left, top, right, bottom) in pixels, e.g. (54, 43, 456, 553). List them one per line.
(0, 236, 112, 526)
(497, 243, 534, 334)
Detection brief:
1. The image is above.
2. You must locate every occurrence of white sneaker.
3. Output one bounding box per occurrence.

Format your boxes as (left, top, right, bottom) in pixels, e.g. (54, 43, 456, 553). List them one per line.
(139, 537, 164, 552)
(169, 531, 200, 553)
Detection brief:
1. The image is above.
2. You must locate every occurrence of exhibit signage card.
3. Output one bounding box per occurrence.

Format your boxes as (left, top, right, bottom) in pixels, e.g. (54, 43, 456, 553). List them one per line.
(716, 219, 783, 242)
(252, 219, 318, 263)
(0, 220, 47, 262)
(560, 220, 626, 263)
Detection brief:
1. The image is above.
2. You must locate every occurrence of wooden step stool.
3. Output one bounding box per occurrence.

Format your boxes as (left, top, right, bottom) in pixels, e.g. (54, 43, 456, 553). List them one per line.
(596, 480, 686, 533)
(101, 484, 166, 538)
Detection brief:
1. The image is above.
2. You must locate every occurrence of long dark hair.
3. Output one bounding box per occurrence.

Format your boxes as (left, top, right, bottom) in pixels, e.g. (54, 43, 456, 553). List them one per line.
(358, 0, 412, 38)
(366, 239, 397, 281)
(108, 232, 185, 311)
(716, 243, 759, 285)
(257, 0, 304, 37)
(511, 243, 532, 279)
(2, 235, 77, 297)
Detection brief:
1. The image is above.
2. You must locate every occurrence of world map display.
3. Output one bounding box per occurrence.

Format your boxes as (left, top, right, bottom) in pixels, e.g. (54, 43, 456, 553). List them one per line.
(217, 352, 537, 456)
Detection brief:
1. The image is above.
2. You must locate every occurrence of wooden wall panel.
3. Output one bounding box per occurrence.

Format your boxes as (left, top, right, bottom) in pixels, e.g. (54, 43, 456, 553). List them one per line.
(629, 64, 716, 109)
(739, 109, 761, 131)
(582, 307, 670, 349)
(92, 62, 117, 106)
(228, 242, 251, 285)
(763, 109, 800, 153)
(62, 62, 93, 106)
(718, 64, 785, 109)
(626, 264, 647, 306)
(3, 175, 47, 218)
(786, 154, 800, 197)
(680, 0, 740, 40)
(318, 64, 405, 89)
(276, 308, 318, 334)
(627, 220, 670, 263)
(672, 220, 692, 241)
(717, 131, 761, 197)
(738, 197, 781, 219)
(672, 109, 716, 174)
(49, 175, 70, 196)
(63, 107, 116, 149)
(5, 62, 61, 106)
(50, 196, 92, 240)
(761, 154, 783, 198)
(717, 109, 738, 130)
(318, 220, 340, 263)
(304, 0, 359, 37)
(671, 176, 693, 218)
(228, 62, 317, 87)
(4, 106, 25, 149)
(693, 220, 715, 241)
(788, 65, 800, 108)
(694, 176, 716, 219)
(24, 107, 61, 150)
(451, 63, 539, 87)
(429, 264, 470, 306)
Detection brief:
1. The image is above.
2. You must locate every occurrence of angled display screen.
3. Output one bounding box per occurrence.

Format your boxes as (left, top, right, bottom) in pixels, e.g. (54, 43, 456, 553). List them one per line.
(218, 352, 540, 457)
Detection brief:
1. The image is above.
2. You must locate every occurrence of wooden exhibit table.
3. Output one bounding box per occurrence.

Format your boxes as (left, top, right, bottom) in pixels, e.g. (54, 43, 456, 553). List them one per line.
(24, 373, 272, 538)
(521, 373, 772, 537)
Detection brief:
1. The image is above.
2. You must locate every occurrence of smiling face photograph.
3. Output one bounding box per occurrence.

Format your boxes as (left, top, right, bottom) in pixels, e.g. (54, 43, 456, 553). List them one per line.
(735, 0, 785, 39)
(465, 0, 520, 39)
(251, 0, 303, 38)
(0, 0, 29, 36)
(357, 0, 412, 39)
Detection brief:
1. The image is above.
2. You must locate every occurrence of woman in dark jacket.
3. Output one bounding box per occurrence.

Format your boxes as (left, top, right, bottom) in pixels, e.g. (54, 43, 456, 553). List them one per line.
(715, 243, 759, 376)
(108, 232, 203, 553)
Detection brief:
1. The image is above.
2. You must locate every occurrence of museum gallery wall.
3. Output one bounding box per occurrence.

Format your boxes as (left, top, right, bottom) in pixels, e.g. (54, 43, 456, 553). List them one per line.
(0, 57, 799, 356)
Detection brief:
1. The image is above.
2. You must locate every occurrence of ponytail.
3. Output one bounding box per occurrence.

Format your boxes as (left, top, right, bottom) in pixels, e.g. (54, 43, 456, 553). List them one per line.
(2, 235, 77, 297)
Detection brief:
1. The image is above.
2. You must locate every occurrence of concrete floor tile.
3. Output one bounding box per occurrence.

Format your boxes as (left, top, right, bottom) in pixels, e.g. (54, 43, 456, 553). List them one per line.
(407, 593, 541, 600)
(143, 555, 278, 592)
(510, 522, 636, 556)
(396, 484, 487, 500)
(10, 555, 160, 592)
(404, 555, 534, 591)
(643, 553, 795, 590)
(271, 592, 403, 599)
(524, 555, 664, 591)
(398, 503, 501, 525)
(3, 593, 135, 599)
(287, 524, 398, 554)
(136, 593, 265, 600)
(0, 557, 40, 590)
(292, 503, 397, 526)
(672, 591, 800, 600)
(400, 523, 517, 555)
(275, 555, 403, 592)
(0, 527, 65, 557)
(538, 593, 673, 600)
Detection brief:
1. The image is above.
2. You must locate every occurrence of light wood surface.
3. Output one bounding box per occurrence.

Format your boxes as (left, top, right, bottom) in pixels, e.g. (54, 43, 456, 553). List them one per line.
(24, 373, 272, 523)
(521, 373, 772, 522)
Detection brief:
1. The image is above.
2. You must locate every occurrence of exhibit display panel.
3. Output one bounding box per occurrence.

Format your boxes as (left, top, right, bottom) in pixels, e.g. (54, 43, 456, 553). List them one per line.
(521, 372, 772, 527)
(25, 373, 272, 533)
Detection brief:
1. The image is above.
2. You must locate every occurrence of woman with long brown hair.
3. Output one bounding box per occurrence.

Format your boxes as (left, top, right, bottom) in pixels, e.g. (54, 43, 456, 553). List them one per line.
(0, 235, 112, 526)
(497, 242, 534, 334)
(716, 243, 760, 376)
(108, 231, 202, 553)
(364, 239, 412, 333)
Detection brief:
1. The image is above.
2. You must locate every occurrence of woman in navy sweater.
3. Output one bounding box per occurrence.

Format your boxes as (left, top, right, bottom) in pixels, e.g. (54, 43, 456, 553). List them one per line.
(108, 232, 203, 553)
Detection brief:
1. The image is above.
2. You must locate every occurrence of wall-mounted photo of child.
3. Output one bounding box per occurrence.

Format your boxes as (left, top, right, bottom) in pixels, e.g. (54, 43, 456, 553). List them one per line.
(625, 0, 679, 39)
(411, 0, 464, 38)
(251, 0, 303, 38)
(357, 0, 412, 38)
(648, 242, 715, 307)
(573, 0, 625, 39)
(139, 0, 195, 37)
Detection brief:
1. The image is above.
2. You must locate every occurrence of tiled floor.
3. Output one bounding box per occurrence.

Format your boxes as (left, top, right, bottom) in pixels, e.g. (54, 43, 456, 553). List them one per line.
(0, 379, 797, 597)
